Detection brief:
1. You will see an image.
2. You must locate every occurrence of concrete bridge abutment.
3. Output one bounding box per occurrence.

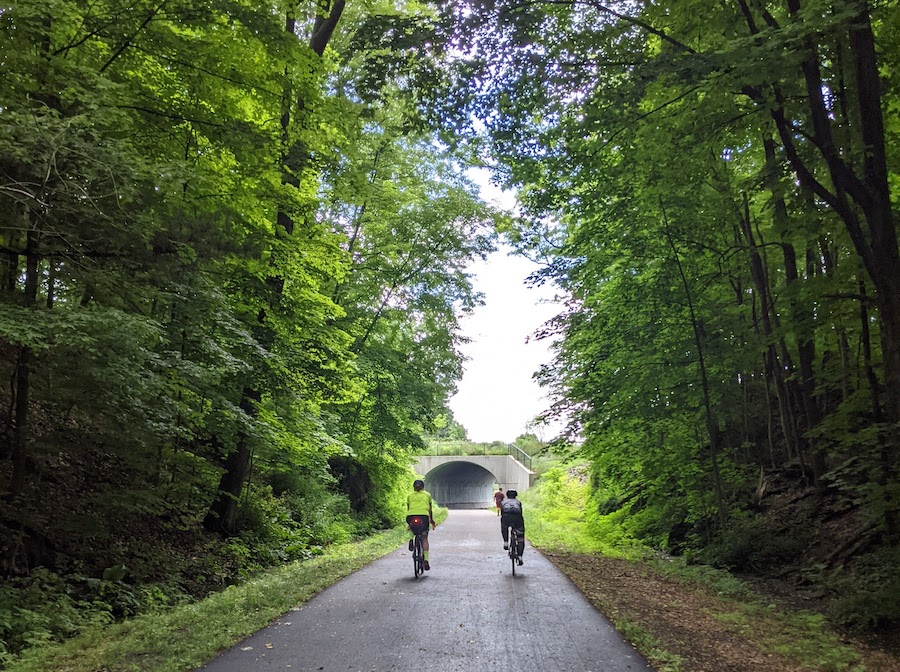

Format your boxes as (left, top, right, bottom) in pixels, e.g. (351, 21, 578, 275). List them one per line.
(412, 455, 535, 509)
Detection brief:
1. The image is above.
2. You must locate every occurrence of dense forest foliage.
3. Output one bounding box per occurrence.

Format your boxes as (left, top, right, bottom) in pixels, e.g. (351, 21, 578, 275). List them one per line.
(0, 0, 496, 660)
(2, 0, 900, 663)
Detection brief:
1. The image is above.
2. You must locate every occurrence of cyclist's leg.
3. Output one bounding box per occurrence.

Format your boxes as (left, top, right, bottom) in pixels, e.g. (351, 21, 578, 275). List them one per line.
(500, 514, 510, 548)
(515, 522, 525, 559)
(406, 518, 418, 551)
(421, 529, 431, 569)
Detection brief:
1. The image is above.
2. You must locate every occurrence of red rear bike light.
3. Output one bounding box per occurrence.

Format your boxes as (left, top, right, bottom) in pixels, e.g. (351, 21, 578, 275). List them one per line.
(412, 517, 421, 524)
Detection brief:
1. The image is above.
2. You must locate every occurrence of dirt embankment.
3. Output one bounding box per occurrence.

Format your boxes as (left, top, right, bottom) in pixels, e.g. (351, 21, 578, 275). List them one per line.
(545, 552, 900, 672)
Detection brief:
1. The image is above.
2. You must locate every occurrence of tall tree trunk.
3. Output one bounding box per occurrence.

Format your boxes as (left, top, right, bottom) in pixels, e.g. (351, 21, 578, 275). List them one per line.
(204, 1, 346, 533)
(662, 204, 728, 530)
(203, 389, 260, 534)
(782, 1, 899, 430)
(738, 0, 896, 494)
(1, 242, 17, 294)
(764, 138, 826, 484)
(9, 226, 39, 500)
(738, 192, 806, 473)
(858, 278, 882, 422)
(763, 370, 777, 469)
(839, 4, 899, 533)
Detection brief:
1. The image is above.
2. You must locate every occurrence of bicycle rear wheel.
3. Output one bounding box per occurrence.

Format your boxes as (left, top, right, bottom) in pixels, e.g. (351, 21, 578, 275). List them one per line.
(413, 535, 424, 578)
(509, 530, 518, 575)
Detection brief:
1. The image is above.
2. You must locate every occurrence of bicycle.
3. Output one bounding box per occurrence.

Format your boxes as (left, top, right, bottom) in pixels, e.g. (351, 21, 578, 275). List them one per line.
(508, 526, 521, 575)
(407, 515, 428, 578)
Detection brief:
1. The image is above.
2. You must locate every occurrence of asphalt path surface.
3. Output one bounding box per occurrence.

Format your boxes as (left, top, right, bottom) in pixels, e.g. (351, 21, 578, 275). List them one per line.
(199, 509, 656, 672)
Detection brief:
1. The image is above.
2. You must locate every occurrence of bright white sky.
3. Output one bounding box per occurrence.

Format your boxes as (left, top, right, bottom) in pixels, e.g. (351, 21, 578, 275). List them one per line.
(448, 170, 565, 443)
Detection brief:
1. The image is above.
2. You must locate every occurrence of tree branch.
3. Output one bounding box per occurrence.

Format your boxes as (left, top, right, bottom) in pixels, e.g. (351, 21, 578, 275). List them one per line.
(310, 0, 346, 56)
(99, 1, 167, 73)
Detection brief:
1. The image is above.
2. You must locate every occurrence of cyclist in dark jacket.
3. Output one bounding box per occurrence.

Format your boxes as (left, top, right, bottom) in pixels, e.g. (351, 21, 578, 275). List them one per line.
(500, 489, 525, 565)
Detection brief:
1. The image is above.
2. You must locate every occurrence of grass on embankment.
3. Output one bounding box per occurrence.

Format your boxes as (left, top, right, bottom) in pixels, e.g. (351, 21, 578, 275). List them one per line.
(5, 510, 447, 672)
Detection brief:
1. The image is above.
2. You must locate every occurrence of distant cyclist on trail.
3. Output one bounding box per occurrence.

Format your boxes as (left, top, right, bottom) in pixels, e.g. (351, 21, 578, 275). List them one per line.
(407, 479, 435, 571)
(493, 486, 505, 515)
(500, 489, 525, 565)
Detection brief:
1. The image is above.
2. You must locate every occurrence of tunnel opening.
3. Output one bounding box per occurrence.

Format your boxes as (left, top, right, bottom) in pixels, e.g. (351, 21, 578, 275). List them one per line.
(424, 461, 497, 509)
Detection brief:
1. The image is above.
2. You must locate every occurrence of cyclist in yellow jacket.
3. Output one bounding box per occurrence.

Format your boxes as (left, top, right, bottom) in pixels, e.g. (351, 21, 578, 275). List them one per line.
(406, 479, 435, 570)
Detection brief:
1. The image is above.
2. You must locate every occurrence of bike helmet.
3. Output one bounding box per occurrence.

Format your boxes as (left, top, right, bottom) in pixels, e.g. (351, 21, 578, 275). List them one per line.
(413, 479, 425, 490)
(506, 489, 518, 498)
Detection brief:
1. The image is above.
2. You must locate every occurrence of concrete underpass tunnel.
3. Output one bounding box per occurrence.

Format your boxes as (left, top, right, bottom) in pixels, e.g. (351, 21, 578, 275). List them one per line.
(424, 461, 498, 509)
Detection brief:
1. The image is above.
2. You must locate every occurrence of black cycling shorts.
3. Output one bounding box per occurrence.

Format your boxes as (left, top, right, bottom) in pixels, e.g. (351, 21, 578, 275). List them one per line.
(406, 514, 430, 535)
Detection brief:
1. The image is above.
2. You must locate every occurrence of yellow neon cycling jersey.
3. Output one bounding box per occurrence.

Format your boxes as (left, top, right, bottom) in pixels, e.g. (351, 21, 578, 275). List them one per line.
(406, 490, 433, 516)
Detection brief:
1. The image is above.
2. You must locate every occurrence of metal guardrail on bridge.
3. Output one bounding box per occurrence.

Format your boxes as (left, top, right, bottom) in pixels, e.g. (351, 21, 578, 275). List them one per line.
(506, 444, 532, 470)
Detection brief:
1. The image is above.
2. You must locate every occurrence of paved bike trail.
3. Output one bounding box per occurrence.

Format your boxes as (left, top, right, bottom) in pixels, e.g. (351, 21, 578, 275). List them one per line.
(198, 510, 655, 672)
